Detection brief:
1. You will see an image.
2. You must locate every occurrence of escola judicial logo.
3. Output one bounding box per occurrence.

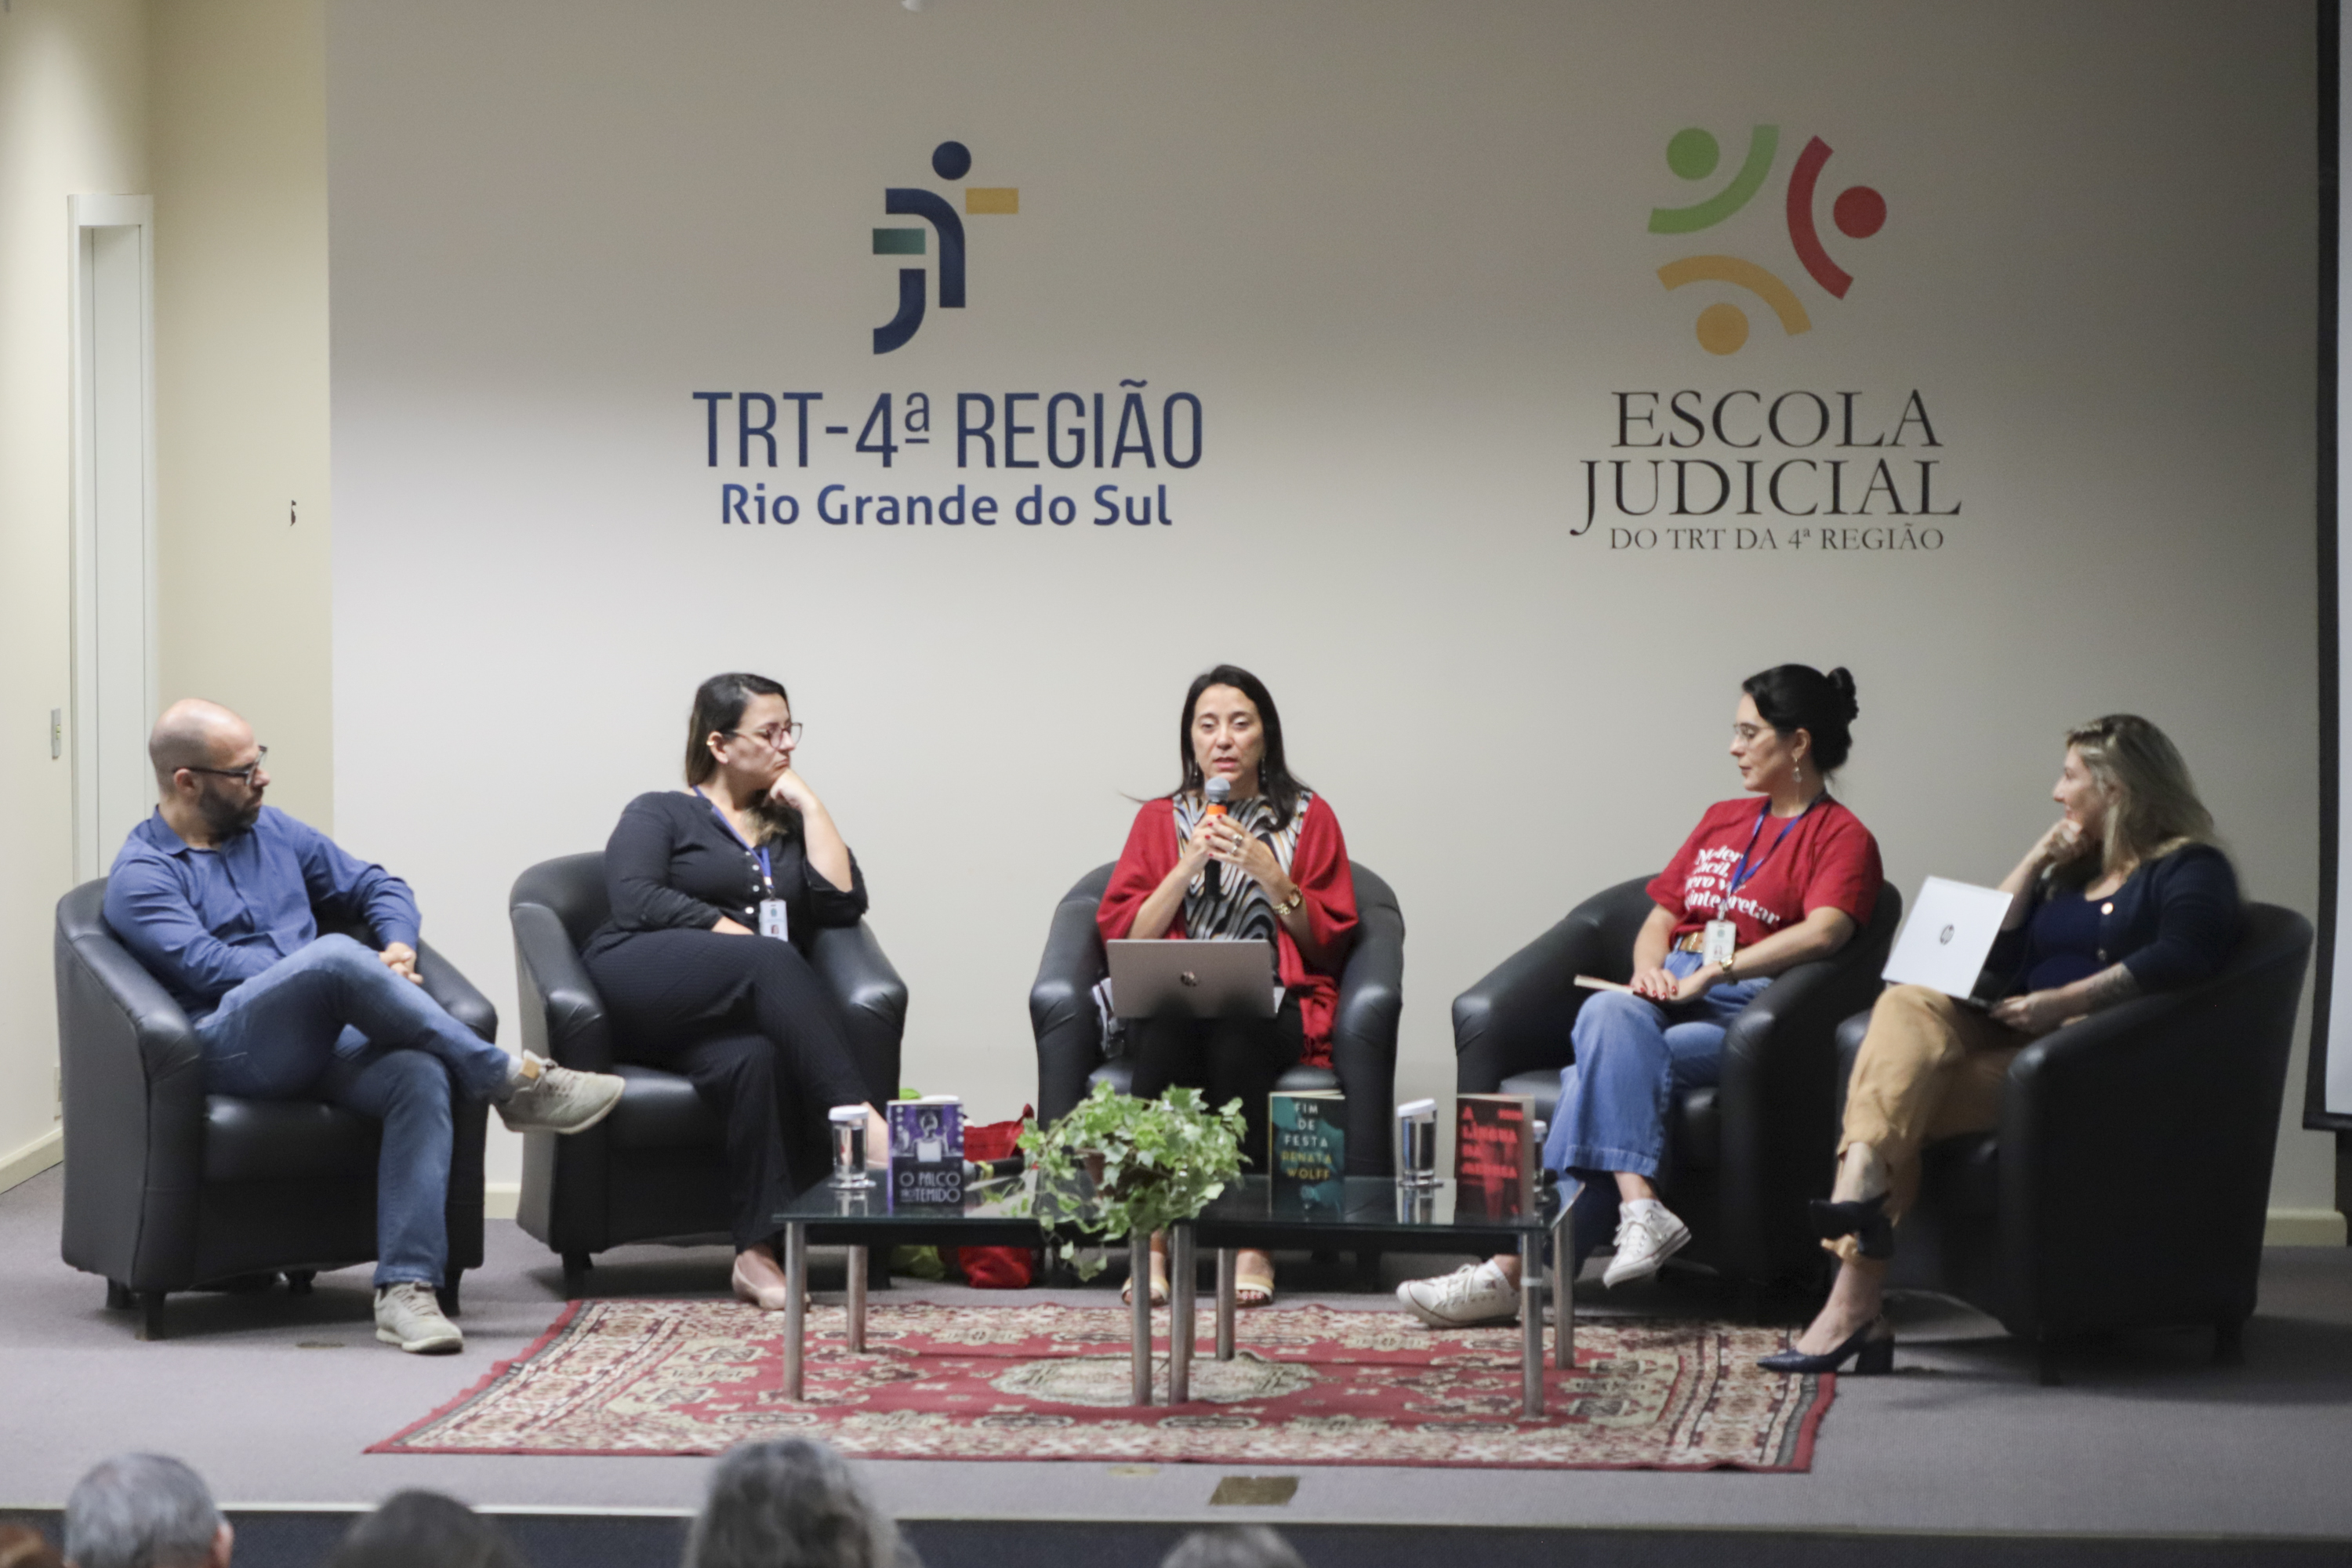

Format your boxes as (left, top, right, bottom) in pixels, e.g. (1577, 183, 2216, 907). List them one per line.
(870, 140, 1019, 354)
(1650, 125, 1886, 355)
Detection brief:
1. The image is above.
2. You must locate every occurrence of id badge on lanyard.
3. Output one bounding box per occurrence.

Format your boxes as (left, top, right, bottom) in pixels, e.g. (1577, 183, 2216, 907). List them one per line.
(752, 847, 788, 942)
(1706, 798, 1811, 970)
(1700, 916, 1738, 967)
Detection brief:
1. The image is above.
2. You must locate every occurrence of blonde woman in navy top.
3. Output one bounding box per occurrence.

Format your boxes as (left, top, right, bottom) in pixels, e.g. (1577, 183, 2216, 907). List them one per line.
(1766, 713, 2241, 1374)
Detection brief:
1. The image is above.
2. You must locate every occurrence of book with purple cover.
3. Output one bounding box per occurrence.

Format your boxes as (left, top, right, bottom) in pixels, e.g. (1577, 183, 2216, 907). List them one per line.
(888, 1096, 964, 1207)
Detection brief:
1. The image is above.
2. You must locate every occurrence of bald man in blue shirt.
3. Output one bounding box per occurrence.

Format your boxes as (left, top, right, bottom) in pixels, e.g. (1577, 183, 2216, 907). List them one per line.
(104, 699, 624, 1353)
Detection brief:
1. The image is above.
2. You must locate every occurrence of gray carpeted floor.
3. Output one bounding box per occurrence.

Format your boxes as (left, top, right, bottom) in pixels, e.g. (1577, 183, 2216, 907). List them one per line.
(4, 1165, 2350, 1537)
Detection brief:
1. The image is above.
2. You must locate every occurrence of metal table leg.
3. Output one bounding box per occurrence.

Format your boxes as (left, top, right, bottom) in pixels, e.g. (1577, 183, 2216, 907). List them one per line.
(1170, 1225, 1195, 1404)
(1131, 1229, 1154, 1406)
(1519, 1232, 1543, 1418)
(1552, 1206, 1573, 1370)
(846, 1243, 867, 1352)
(1215, 1248, 1236, 1361)
(783, 1222, 808, 1401)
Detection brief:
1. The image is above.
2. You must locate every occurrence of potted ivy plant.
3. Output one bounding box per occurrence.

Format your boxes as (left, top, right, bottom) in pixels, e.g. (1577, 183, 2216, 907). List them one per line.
(1016, 1080, 1244, 1278)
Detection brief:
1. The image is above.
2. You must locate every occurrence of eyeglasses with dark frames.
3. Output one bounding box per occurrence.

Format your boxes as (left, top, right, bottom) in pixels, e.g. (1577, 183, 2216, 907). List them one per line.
(185, 746, 269, 787)
(731, 723, 804, 750)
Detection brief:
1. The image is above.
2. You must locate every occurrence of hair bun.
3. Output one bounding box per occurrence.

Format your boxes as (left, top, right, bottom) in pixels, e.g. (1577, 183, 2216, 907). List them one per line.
(1826, 666, 1859, 724)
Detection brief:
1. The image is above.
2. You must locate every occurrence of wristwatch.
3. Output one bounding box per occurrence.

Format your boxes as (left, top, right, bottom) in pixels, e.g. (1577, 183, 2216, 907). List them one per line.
(1272, 888, 1305, 916)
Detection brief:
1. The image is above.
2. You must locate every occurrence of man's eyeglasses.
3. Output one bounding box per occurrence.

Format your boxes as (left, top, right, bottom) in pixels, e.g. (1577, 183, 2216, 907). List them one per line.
(186, 746, 268, 787)
(731, 723, 804, 750)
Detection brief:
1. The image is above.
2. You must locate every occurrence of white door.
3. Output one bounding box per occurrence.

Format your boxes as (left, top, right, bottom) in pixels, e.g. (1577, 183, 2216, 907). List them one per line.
(70, 195, 158, 882)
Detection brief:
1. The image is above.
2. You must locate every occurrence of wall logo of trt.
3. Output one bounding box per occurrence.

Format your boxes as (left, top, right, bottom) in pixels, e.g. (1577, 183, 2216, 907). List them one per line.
(872, 141, 1019, 354)
(1651, 125, 1886, 354)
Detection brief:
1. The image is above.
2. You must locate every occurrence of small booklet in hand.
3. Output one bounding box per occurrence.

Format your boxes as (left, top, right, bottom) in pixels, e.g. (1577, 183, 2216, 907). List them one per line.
(888, 1096, 964, 1207)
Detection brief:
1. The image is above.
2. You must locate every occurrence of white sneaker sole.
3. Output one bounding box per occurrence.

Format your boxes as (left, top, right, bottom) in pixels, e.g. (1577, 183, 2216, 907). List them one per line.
(1396, 1285, 1519, 1329)
(376, 1323, 463, 1354)
(1601, 1220, 1693, 1288)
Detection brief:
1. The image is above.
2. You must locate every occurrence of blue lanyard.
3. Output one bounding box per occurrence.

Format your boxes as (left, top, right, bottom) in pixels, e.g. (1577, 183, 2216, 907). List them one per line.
(1722, 797, 1816, 907)
(696, 789, 774, 895)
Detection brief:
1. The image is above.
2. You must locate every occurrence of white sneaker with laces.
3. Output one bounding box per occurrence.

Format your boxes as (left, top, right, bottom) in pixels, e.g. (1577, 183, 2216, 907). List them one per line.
(1396, 1260, 1519, 1327)
(1601, 1199, 1692, 1287)
(496, 1051, 625, 1135)
(375, 1281, 463, 1353)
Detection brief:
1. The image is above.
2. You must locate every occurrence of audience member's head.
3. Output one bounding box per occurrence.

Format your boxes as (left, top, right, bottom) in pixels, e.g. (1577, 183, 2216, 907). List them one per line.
(684, 1439, 908, 1568)
(0, 1523, 66, 1568)
(1160, 1526, 1308, 1568)
(321, 1491, 524, 1568)
(62, 1455, 230, 1568)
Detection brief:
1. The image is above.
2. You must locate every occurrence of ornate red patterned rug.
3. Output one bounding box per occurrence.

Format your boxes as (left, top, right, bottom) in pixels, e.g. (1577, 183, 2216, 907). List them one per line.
(373, 1300, 1832, 1470)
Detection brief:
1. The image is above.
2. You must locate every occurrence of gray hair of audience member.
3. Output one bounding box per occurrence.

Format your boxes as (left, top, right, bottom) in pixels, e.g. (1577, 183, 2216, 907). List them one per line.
(683, 1439, 909, 1568)
(321, 1492, 524, 1568)
(1160, 1526, 1308, 1568)
(62, 1455, 225, 1568)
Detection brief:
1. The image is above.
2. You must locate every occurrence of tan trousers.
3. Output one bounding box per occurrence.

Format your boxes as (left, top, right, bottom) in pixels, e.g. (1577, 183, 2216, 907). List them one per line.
(1829, 984, 2025, 1265)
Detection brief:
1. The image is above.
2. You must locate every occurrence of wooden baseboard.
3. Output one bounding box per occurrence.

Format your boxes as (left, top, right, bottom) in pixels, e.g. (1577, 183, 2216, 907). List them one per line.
(2263, 1207, 2348, 1247)
(0, 1127, 64, 1196)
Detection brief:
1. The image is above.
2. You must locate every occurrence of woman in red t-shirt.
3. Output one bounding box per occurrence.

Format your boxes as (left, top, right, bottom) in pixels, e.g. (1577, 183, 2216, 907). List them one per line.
(1399, 665, 1881, 1329)
(1098, 664, 1359, 1308)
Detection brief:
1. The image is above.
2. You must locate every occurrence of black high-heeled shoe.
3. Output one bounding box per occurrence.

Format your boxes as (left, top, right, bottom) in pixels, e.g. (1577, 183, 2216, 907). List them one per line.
(1759, 1316, 1894, 1375)
(1807, 1191, 1894, 1259)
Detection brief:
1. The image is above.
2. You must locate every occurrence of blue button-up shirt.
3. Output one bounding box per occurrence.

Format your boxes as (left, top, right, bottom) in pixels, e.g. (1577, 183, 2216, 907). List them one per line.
(103, 806, 423, 1019)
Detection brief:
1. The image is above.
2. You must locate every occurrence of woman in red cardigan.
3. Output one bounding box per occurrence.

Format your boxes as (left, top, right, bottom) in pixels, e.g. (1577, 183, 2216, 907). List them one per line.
(1098, 664, 1359, 1308)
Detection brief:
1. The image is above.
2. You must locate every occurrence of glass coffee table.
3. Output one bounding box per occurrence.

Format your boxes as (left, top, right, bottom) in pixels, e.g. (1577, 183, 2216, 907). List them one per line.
(772, 1172, 1572, 1417)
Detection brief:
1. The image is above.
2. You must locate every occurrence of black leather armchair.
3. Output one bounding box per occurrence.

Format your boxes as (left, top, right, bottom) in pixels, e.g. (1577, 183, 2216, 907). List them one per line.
(1030, 861, 1405, 1176)
(55, 879, 493, 1340)
(510, 853, 908, 1288)
(1452, 874, 1901, 1294)
(1837, 901, 2312, 1381)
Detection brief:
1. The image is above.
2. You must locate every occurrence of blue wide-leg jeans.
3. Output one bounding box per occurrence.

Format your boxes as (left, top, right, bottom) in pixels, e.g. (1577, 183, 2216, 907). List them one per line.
(194, 935, 514, 1287)
(1542, 949, 1767, 1271)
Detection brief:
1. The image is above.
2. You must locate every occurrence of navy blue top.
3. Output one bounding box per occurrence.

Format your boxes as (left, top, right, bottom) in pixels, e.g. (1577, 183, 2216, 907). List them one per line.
(583, 790, 867, 960)
(1988, 842, 2241, 998)
(103, 807, 423, 1019)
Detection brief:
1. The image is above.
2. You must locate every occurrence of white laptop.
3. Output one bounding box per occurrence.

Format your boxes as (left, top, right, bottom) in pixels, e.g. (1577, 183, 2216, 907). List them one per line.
(1105, 938, 1279, 1020)
(1882, 877, 2013, 1001)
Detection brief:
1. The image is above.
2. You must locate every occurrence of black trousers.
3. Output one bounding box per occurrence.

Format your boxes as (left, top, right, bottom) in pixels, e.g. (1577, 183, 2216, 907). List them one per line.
(585, 929, 871, 1250)
(1127, 996, 1304, 1174)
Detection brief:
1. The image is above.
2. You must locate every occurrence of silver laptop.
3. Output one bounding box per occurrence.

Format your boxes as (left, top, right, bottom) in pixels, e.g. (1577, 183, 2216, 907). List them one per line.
(1882, 876, 2013, 1000)
(1105, 938, 1279, 1020)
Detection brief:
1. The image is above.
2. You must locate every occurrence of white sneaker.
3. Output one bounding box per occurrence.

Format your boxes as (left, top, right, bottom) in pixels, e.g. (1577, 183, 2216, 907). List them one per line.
(375, 1281, 463, 1354)
(1601, 1199, 1692, 1288)
(496, 1051, 625, 1135)
(1396, 1261, 1519, 1327)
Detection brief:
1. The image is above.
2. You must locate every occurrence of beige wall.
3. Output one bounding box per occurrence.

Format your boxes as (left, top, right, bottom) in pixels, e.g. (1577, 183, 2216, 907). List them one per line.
(0, 0, 330, 1195)
(0, 0, 149, 1184)
(149, 0, 334, 828)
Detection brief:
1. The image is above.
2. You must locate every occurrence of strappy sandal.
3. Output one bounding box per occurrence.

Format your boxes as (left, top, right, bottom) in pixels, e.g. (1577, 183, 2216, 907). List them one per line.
(1234, 1253, 1276, 1308)
(1122, 1250, 1169, 1307)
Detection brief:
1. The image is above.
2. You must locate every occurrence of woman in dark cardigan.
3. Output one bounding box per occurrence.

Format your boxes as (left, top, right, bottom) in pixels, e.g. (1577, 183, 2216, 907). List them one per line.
(1766, 713, 2240, 1374)
(582, 673, 890, 1311)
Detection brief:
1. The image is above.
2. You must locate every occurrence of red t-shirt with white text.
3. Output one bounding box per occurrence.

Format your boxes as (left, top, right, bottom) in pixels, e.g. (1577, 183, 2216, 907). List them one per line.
(1646, 796, 1882, 948)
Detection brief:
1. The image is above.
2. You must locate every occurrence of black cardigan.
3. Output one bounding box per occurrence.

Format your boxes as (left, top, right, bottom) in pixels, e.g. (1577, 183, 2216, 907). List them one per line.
(1987, 842, 2240, 997)
(582, 790, 867, 960)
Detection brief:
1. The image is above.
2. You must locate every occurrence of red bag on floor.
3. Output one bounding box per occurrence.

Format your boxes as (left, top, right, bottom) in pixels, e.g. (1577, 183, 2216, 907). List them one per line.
(956, 1108, 1036, 1290)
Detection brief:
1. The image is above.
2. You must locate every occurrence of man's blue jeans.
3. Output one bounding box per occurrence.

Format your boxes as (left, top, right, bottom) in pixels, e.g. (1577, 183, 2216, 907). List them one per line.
(194, 935, 513, 1287)
(1541, 949, 1767, 1270)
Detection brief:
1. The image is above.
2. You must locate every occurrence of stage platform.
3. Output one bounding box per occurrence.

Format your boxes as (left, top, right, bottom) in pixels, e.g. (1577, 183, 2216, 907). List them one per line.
(5, 1165, 2351, 1563)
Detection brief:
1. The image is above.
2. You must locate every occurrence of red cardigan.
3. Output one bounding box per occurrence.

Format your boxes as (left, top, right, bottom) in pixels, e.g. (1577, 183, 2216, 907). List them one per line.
(1096, 794, 1359, 1066)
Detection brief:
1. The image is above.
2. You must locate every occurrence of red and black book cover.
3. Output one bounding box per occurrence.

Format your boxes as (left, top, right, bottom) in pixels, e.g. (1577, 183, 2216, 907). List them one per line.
(1454, 1094, 1536, 1220)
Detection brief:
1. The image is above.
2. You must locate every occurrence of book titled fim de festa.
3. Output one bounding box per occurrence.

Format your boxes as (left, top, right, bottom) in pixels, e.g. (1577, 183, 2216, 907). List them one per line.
(1268, 1090, 1346, 1209)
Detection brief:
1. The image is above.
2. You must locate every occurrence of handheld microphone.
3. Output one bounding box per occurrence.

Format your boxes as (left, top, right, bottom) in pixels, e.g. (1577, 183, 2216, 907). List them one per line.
(1202, 776, 1229, 896)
